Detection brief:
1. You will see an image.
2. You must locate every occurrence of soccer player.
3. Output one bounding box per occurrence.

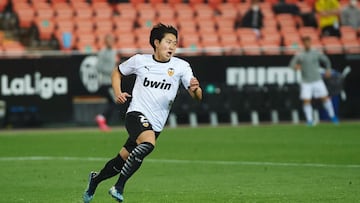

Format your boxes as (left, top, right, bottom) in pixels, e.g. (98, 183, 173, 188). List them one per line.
(83, 23, 203, 203)
(95, 34, 118, 132)
(289, 36, 339, 126)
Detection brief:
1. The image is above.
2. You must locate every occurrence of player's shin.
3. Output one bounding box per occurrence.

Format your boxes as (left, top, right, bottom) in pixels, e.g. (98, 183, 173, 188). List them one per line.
(114, 142, 155, 192)
(93, 154, 125, 185)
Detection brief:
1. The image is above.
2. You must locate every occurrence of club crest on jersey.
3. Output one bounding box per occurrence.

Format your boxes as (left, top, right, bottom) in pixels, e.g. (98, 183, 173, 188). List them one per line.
(167, 68, 174, 77)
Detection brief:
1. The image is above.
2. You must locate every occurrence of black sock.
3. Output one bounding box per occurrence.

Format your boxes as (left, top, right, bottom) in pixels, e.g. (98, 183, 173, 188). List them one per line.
(115, 142, 154, 192)
(93, 154, 125, 185)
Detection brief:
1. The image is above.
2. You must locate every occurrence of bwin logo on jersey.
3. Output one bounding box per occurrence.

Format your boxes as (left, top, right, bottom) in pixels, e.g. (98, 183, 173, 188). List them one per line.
(143, 77, 171, 90)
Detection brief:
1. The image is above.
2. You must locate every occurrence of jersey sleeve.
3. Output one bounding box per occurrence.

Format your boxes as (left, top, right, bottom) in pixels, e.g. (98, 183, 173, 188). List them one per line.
(181, 62, 194, 89)
(118, 54, 139, 76)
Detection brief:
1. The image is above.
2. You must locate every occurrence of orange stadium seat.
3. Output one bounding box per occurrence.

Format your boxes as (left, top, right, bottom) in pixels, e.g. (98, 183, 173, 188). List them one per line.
(241, 41, 261, 55)
(167, 0, 182, 3)
(178, 20, 197, 34)
(34, 18, 56, 41)
(115, 3, 137, 21)
(0, 0, 8, 12)
(217, 3, 238, 20)
(174, 4, 195, 21)
(215, 17, 235, 34)
(193, 3, 214, 20)
(342, 40, 360, 54)
(74, 19, 94, 33)
(149, 0, 164, 4)
(54, 4, 74, 20)
(219, 32, 241, 55)
(321, 37, 343, 54)
(2, 40, 26, 55)
(197, 19, 216, 34)
(260, 40, 281, 55)
(13, 3, 35, 29)
(74, 6, 94, 20)
(93, 4, 113, 20)
(113, 17, 135, 34)
(237, 28, 259, 43)
(155, 4, 175, 21)
(340, 26, 357, 41)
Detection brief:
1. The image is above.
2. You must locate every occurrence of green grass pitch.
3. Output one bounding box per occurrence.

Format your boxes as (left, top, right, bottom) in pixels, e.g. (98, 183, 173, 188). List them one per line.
(0, 122, 360, 203)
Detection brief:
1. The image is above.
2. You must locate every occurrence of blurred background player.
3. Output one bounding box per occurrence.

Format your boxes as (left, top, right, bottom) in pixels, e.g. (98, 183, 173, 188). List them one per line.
(83, 23, 202, 202)
(95, 34, 118, 131)
(289, 36, 339, 126)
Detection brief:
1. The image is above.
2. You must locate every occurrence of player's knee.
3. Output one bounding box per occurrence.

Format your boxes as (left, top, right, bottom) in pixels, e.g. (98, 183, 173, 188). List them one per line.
(135, 142, 155, 160)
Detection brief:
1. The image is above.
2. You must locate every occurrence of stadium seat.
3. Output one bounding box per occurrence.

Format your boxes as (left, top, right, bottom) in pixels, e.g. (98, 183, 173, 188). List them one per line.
(115, 3, 137, 21)
(200, 32, 221, 55)
(13, 3, 35, 29)
(74, 19, 94, 33)
(341, 40, 360, 54)
(240, 41, 261, 55)
(2, 40, 26, 55)
(155, 4, 176, 21)
(34, 18, 56, 41)
(174, 4, 195, 21)
(113, 17, 135, 34)
(93, 4, 113, 20)
(219, 32, 241, 55)
(136, 3, 157, 20)
(54, 4, 74, 20)
(217, 3, 238, 20)
(74, 6, 93, 20)
(321, 37, 343, 54)
(193, 3, 214, 20)
(197, 18, 216, 34)
(260, 40, 281, 55)
(0, 0, 8, 12)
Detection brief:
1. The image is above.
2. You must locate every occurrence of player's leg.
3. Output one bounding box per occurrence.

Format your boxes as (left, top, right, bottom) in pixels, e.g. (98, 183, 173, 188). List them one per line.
(110, 131, 156, 202)
(314, 80, 338, 124)
(95, 86, 112, 131)
(109, 111, 158, 202)
(83, 146, 130, 203)
(300, 83, 314, 125)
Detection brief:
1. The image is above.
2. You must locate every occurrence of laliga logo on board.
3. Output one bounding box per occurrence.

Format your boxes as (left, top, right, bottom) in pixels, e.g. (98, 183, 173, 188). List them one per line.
(0, 72, 68, 99)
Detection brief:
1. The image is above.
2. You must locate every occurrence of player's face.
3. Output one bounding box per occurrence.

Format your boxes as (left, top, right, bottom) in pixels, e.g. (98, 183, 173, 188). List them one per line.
(155, 33, 177, 62)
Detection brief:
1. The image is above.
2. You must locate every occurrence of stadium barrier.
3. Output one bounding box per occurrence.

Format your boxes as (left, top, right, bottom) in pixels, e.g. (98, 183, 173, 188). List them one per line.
(0, 53, 359, 127)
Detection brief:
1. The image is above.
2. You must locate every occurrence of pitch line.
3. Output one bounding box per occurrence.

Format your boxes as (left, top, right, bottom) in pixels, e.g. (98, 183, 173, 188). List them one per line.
(0, 156, 359, 169)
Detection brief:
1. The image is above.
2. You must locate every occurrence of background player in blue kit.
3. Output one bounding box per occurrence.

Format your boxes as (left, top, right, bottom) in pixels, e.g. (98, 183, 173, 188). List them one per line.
(83, 23, 202, 203)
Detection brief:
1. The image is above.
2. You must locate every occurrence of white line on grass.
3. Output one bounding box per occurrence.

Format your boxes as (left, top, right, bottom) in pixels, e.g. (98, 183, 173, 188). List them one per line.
(0, 156, 359, 169)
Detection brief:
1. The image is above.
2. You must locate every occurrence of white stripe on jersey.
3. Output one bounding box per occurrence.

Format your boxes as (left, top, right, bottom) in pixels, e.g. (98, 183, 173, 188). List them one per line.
(119, 54, 194, 131)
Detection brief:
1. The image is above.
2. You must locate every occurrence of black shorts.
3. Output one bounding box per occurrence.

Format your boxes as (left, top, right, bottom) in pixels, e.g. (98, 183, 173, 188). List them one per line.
(123, 111, 160, 152)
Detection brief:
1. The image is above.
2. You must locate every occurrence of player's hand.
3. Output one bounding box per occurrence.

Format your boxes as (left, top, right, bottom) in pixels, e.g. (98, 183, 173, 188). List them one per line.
(295, 64, 301, 70)
(115, 92, 131, 104)
(189, 77, 200, 92)
(324, 69, 332, 78)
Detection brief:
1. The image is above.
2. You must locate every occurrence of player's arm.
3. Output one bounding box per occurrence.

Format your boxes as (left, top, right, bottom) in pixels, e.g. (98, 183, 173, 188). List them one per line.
(289, 55, 301, 70)
(319, 53, 332, 78)
(188, 77, 202, 101)
(111, 66, 131, 104)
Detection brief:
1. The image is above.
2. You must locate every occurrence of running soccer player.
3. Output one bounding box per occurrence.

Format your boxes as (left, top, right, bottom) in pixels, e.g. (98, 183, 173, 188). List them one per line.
(289, 36, 339, 126)
(83, 23, 202, 203)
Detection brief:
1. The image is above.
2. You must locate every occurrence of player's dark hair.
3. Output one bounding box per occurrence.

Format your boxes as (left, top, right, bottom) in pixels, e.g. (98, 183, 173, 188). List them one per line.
(149, 23, 178, 50)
